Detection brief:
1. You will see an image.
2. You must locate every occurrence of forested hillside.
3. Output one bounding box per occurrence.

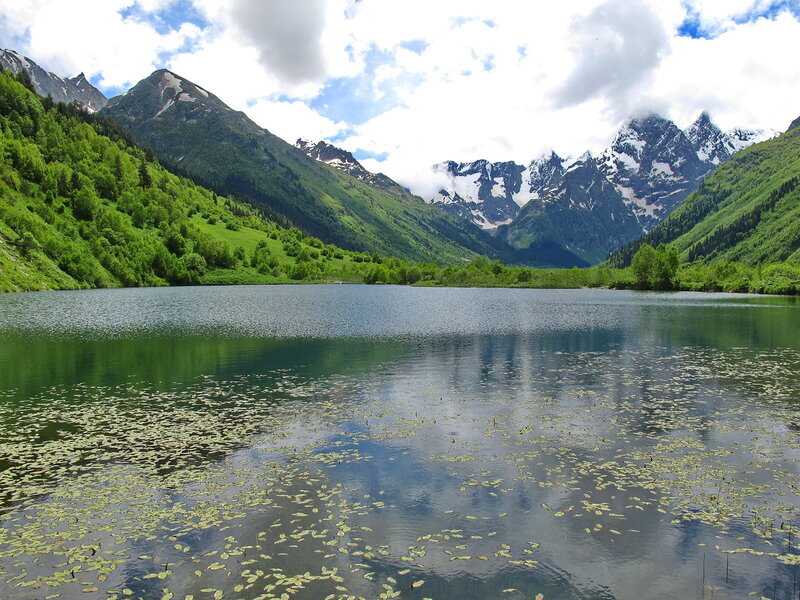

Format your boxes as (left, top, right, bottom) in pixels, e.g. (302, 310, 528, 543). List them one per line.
(0, 69, 402, 292)
(608, 124, 800, 266)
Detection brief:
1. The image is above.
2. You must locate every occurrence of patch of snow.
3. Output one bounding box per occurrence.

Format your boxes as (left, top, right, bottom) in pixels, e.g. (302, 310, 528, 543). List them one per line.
(463, 160, 489, 174)
(617, 186, 636, 202)
(512, 189, 536, 208)
(651, 161, 675, 178)
(491, 176, 507, 199)
(725, 128, 778, 152)
(614, 151, 640, 173)
(162, 71, 183, 93)
(178, 93, 196, 103)
(155, 98, 176, 117)
(195, 86, 209, 97)
(616, 184, 658, 219)
(512, 165, 534, 207)
(565, 151, 592, 172)
(694, 143, 711, 163)
(450, 171, 483, 203)
(469, 209, 494, 230)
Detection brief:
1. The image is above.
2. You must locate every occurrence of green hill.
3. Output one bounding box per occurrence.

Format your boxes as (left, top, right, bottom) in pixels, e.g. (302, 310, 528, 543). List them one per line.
(0, 68, 405, 292)
(607, 124, 800, 267)
(101, 70, 538, 266)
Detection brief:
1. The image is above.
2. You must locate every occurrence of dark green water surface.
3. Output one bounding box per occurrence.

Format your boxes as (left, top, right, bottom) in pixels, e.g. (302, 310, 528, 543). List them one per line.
(1, 285, 800, 600)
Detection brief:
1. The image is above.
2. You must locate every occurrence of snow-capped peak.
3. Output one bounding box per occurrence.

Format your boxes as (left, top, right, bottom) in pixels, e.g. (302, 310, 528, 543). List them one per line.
(725, 127, 778, 152)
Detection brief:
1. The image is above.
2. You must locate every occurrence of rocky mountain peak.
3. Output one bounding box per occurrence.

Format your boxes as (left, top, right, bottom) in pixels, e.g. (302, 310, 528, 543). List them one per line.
(685, 111, 729, 165)
(0, 48, 107, 111)
(105, 69, 222, 124)
(295, 138, 411, 196)
(295, 139, 362, 170)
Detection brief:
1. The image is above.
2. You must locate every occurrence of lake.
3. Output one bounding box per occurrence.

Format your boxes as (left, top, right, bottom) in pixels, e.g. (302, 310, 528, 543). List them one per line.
(1, 285, 800, 600)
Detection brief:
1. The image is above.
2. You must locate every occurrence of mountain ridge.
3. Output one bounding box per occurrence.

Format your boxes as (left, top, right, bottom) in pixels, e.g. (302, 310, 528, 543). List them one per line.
(432, 112, 775, 233)
(0, 49, 107, 111)
(430, 112, 776, 264)
(101, 69, 550, 265)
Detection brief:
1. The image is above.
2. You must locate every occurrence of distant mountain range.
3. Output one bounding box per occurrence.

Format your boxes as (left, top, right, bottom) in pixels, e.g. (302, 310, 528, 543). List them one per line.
(432, 114, 775, 234)
(423, 113, 776, 263)
(0, 49, 107, 111)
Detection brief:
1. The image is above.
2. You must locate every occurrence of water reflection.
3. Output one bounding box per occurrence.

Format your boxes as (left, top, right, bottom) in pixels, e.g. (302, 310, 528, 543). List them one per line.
(1, 286, 800, 600)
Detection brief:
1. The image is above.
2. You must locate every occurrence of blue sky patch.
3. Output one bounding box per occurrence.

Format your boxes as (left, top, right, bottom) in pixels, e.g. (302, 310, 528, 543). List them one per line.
(678, 0, 800, 39)
(329, 128, 358, 143)
(451, 16, 496, 29)
(97, 81, 128, 98)
(119, 0, 209, 35)
(677, 14, 713, 39)
(399, 39, 429, 54)
(734, 0, 800, 23)
(352, 148, 389, 162)
(309, 45, 423, 126)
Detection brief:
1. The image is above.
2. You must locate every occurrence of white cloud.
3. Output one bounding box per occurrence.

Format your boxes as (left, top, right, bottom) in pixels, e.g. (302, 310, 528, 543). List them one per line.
(229, 0, 328, 85)
(331, 0, 800, 198)
(554, 0, 671, 112)
(650, 9, 800, 131)
(246, 99, 346, 144)
(0, 0, 201, 89)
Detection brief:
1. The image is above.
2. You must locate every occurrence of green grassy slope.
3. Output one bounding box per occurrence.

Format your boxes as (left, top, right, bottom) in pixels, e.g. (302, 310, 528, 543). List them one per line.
(102, 70, 530, 266)
(0, 69, 390, 292)
(607, 126, 800, 266)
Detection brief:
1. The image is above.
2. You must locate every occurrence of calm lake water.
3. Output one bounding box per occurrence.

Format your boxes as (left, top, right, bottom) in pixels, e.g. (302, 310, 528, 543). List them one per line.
(1, 285, 800, 600)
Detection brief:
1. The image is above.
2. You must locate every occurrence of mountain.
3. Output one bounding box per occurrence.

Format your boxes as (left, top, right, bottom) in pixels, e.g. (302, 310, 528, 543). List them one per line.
(496, 153, 643, 265)
(431, 160, 525, 229)
(430, 153, 570, 231)
(607, 124, 800, 267)
(0, 49, 107, 111)
(789, 115, 800, 132)
(294, 138, 408, 195)
(596, 113, 731, 230)
(432, 112, 776, 264)
(102, 69, 528, 265)
(604, 113, 775, 230)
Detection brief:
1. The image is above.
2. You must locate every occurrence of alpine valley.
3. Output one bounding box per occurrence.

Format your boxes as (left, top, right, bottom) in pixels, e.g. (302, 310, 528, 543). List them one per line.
(1, 48, 797, 284)
(99, 69, 533, 266)
(5, 10, 800, 600)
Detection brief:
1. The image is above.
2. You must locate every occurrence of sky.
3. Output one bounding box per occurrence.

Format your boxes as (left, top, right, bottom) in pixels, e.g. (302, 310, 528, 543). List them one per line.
(1, 0, 799, 197)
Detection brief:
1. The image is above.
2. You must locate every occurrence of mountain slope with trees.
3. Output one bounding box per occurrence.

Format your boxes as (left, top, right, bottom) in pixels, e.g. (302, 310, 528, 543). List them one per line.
(101, 70, 540, 266)
(607, 123, 800, 267)
(0, 67, 413, 292)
